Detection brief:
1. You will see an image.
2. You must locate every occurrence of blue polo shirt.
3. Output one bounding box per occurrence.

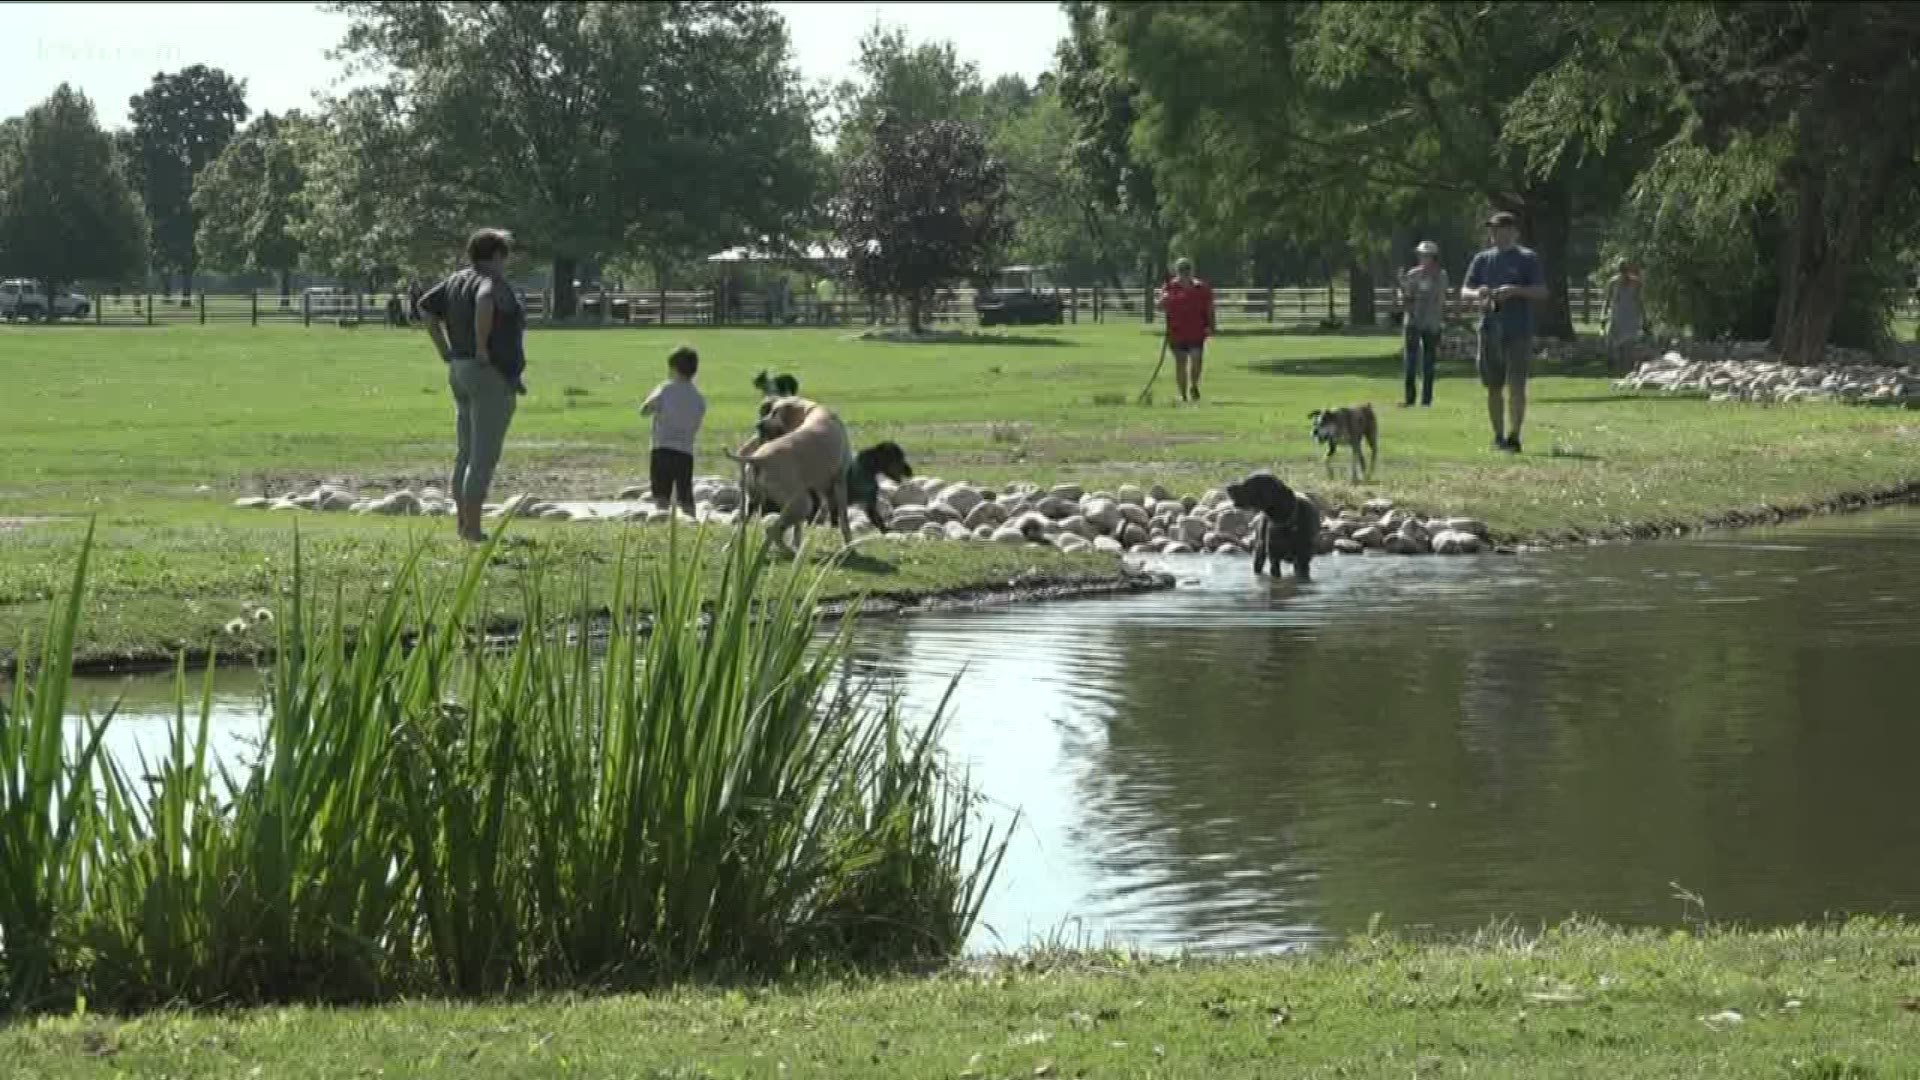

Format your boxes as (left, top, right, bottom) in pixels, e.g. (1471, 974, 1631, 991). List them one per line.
(1463, 245, 1545, 340)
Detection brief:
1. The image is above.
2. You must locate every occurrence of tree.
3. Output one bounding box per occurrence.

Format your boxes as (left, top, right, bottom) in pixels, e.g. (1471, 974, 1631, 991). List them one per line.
(193, 112, 311, 299)
(1054, 1, 1170, 286)
(0, 86, 147, 298)
(1653, 2, 1920, 361)
(333, 1, 822, 319)
(127, 65, 251, 296)
(834, 116, 1013, 334)
(832, 23, 986, 161)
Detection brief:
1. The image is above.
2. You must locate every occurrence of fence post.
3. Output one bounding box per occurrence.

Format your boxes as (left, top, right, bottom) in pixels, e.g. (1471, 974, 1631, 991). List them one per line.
(1143, 284, 1153, 324)
(146, 293, 154, 326)
(250, 290, 259, 326)
(1266, 285, 1276, 323)
(1326, 280, 1336, 322)
(659, 287, 668, 326)
(302, 291, 311, 327)
(198, 292, 206, 324)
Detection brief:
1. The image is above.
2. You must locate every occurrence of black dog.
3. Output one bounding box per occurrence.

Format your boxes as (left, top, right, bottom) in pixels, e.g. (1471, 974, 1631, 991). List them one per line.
(753, 369, 800, 417)
(809, 441, 913, 532)
(1225, 470, 1320, 581)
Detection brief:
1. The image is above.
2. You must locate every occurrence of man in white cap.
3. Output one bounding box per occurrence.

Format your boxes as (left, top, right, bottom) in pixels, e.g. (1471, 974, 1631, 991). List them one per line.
(1398, 240, 1449, 407)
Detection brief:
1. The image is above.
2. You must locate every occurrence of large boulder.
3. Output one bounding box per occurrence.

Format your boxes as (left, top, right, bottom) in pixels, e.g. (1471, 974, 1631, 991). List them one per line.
(890, 480, 929, 508)
(919, 523, 948, 541)
(618, 484, 648, 500)
(1048, 482, 1084, 502)
(1120, 522, 1149, 547)
(965, 501, 1009, 530)
(1432, 529, 1487, 555)
(1153, 499, 1187, 519)
(1315, 530, 1337, 555)
(1058, 514, 1094, 540)
(1036, 495, 1077, 520)
(371, 490, 424, 516)
(1177, 516, 1210, 547)
(1334, 537, 1365, 555)
(991, 525, 1027, 545)
(1148, 483, 1172, 502)
(1363, 497, 1395, 516)
(1213, 508, 1253, 539)
(937, 485, 984, 518)
(1118, 503, 1150, 528)
(944, 521, 973, 542)
(708, 485, 742, 511)
(1116, 484, 1147, 506)
(1351, 525, 1384, 549)
(1438, 517, 1491, 540)
(1093, 535, 1125, 555)
(1055, 533, 1092, 554)
(889, 510, 931, 533)
(1081, 497, 1123, 535)
(1163, 541, 1195, 555)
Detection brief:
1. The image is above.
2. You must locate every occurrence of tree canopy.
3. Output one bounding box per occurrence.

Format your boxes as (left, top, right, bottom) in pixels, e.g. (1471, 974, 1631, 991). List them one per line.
(0, 86, 147, 295)
(193, 112, 312, 296)
(127, 65, 251, 294)
(834, 116, 1013, 334)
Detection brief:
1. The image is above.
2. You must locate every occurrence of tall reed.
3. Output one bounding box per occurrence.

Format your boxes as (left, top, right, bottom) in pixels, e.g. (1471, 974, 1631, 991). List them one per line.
(1, 521, 1006, 1013)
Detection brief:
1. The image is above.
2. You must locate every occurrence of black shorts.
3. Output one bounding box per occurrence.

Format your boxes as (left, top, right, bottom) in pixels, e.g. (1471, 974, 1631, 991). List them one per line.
(649, 448, 695, 511)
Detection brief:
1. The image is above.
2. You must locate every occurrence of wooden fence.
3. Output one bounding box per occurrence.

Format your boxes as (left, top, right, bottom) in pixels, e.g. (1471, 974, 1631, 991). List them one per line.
(57, 285, 1920, 329)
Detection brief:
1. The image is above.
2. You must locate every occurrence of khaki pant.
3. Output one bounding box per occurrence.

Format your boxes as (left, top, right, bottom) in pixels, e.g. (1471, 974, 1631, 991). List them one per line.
(449, 358, 518, 505)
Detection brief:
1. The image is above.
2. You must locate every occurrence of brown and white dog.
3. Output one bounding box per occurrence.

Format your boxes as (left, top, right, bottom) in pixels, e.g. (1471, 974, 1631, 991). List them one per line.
(1309, 404, 1378, 482)
(725, 396, 854, 550)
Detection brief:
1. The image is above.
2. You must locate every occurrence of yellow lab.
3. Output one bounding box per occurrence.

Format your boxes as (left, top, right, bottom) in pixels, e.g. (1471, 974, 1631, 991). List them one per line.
(725, 396, 853, 550)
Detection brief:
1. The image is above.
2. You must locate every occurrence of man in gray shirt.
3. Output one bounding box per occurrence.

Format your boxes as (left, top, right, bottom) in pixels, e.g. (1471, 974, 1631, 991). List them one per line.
(1399, 240, 1450, 407)
(1462, 211, 1548, 453)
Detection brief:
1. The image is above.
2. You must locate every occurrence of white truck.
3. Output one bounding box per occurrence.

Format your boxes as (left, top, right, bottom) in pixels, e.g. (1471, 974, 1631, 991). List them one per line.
(0, 279, 91, 321)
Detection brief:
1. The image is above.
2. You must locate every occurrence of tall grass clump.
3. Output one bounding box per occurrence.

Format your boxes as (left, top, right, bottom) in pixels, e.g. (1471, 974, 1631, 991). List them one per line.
(0, 521, 1006, 1013)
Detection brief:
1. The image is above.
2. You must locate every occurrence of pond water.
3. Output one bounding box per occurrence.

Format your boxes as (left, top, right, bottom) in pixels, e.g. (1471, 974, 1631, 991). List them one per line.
(64, 507, 1920, 955)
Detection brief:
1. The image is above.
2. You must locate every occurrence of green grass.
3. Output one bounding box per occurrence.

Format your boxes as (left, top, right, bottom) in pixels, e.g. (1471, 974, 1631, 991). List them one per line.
(3, 322, 1918, 664)
(6, 920, 1920, 1077)
(2, 528, 1004, 1014)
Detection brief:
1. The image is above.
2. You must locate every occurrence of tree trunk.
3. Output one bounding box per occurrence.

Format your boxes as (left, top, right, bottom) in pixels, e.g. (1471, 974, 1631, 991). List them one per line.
(551, 256, 579, 320)
(1516, 185, 1575, 341)
(278, 269, 292, 304)
(1771, 147, 1896, 364)
(1346, 262, 1376, 327)
(907, 294, 926, 335)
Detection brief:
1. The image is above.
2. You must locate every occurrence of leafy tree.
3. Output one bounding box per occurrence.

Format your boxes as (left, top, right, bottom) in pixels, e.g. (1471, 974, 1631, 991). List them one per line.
(193, 112, 311, 299)
(127, 65, 251, 296)
(0, 86, 148, 298)
(832, 23, 986, 161)
(290, 89, 461, 288)
(1054, 1, 1169, 286)
(834, 116, 1013, 334)
(1649, 1, 1920, 360)
(332, 1, 821, 319)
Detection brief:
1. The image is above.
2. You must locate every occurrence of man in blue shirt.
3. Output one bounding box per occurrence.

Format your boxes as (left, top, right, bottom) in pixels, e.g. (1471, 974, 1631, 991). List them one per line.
(1461, 211, 1548, 453)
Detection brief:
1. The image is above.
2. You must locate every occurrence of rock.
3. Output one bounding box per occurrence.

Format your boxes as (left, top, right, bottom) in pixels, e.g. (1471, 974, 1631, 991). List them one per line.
(1048, 482, 1084, 502)
(1117, 484, 1146, 506)
(889, 511, 931, 533)
(890, 480, 928, 508)
(1135, 538, 1169, 554)
(618, 485, 648, 500)
(1352, 525, 1384, 549)
(1364, 497, 1395, 516)
(1120, 522, 1149, 547)
(291, 492, 323, 510)
(269, 499, 302, 512)
(1013, 511, 1056, 539)
(1384, 534, 1420, 555)
(1315, 530, 1337, 555)
(372, 491, 425, 516)
(1036, 496, 1077, 520)
(1152, 499, 1186, 519)
(537, 507, 571, 521)
(1148, 483, 1172, 501)
(992, 526, 1027, 545)
(1214, 508, 1253, 539)
(1055, 533, 1091, 554)
(925, 503, 961, 525)
(943, 521, 972, 541)
(319, 491, 357, 512)
(1163, 542, 1195, 555)
(708, 486, 742, 511)
(496, 493, 540, 517)
(1176, 516, 1210, 547)
(232, 496, 270, 510)
(1432, 529, 1487, 555)
(1218, 542, 1248, 556)
(937, 485, 984, 517)
(1199, 488, 1227, 510)
(1439, 517, 1490, 540)
(1118, 503, 1150, 528)
(1093, 536, 1125, 554)
(973, 525, 996, 540)
(1393, 520, 1432, 554)
(1081, 497, 1122, 534)
(919, 523, 947, 540)
(964, 501, 1009, 529)
(1334, 538, 1365, 555)
(1181, 496, 1198, 512)
(1059, 514, 1094, 539)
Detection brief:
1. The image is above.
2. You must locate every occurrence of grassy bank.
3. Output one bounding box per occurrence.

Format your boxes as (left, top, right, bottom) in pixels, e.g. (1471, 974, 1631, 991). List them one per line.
(6, 921, 1919, 1078)
(4, 322, 1919, 662)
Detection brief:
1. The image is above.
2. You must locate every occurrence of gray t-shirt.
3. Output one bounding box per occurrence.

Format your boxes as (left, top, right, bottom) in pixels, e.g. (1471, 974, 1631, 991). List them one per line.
(418, 266, 527, 381)
(645, 379, 707, 454)
(1400, 266, 1450, 331)
(1463, 245, 1546, 340)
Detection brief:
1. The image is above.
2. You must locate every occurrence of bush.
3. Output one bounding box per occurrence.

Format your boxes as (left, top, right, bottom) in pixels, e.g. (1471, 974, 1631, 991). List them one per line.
(1, 522, 1005, 1013)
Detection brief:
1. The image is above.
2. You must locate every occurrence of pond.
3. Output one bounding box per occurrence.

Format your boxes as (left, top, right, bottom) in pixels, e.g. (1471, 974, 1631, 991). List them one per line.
(65, 507, 1920, 955)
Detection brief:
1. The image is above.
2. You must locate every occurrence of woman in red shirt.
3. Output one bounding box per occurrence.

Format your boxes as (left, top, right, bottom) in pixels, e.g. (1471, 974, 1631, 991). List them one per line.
(1159, 257, 1216, 402)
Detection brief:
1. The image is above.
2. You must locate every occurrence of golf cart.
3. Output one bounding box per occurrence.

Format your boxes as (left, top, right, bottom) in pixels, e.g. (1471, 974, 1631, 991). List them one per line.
(975, 265, 1065, 327)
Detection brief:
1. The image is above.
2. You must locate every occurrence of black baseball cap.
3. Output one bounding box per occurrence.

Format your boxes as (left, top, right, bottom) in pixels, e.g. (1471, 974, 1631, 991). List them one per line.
(1485, 211, 1519, 228)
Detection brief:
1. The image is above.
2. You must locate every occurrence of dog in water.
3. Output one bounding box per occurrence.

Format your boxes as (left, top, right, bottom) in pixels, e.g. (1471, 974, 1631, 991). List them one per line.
(1225, 470, 1321, 581)
(726, 396, 853, 550)
(1309, 404, 1378, 482)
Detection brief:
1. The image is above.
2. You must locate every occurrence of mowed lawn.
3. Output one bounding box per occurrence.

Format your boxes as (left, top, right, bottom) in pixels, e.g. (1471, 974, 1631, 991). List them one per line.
(2, 322, 1917, 663)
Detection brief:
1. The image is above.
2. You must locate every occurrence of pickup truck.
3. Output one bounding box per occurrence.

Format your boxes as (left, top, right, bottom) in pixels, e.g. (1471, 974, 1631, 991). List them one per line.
(0, 279, 91, 321)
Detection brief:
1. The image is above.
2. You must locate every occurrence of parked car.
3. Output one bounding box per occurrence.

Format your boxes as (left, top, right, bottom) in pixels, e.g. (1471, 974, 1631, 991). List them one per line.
(974, 265, 1064, 327)
(0, 279, 91, 321)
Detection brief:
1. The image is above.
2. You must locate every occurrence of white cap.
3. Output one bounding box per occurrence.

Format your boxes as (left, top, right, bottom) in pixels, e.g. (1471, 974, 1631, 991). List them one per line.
(1415, 240, 1440, 255)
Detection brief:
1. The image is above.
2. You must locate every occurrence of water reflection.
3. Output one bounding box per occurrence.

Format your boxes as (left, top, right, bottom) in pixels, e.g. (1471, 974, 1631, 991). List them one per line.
(64, 508, 1920, 954)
